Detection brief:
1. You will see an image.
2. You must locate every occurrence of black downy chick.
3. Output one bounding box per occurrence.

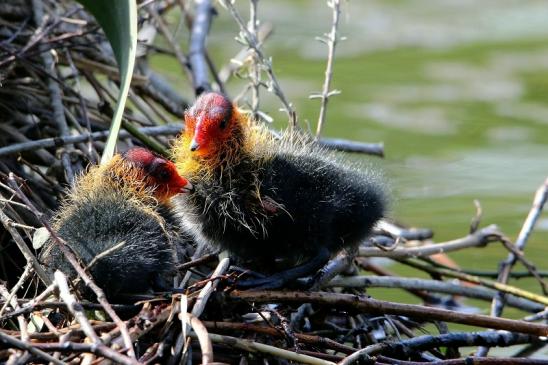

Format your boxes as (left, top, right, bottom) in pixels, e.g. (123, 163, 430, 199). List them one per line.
(173, 92, 387, 288)
(39, 147, 193, 302)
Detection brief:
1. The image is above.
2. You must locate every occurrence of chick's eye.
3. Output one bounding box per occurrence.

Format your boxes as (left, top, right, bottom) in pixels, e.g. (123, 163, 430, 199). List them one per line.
(219, 118, 228, 130)
(155, 167, 171, 182)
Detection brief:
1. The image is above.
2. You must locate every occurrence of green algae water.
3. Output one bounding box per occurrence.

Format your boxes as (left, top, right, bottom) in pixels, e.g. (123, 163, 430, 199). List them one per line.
(151, 0, 548, 329)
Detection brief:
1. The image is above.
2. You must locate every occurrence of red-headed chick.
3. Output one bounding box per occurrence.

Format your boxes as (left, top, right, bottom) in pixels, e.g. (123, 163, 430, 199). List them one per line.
(173, 92, 387, 288)
(40, 147, 193, 302)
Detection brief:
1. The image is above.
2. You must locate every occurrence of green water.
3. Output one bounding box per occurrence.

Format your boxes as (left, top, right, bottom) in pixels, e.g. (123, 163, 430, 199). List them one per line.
(150, 1, 548, 326)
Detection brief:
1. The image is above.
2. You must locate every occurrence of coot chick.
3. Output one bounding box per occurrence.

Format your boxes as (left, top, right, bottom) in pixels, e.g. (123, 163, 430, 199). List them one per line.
(40, 147, 193, 301)
(173, 92, 387, 288)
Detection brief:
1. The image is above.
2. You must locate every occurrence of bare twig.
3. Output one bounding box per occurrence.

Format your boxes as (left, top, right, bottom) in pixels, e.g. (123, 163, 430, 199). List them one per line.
(0, 193, 50, 285)
(318, 137, 384, 156)
(148, 3, 193, 83)
(339, 331, 544, 365)
(218, 22, 273, 83)
(230, 291, 548, 336)
(54, 271, 138, 365)
(312, 0, 342, 138)
(219, 0, 297, 127)
(0, 124, 183, 157)
(205, 320, 356, 354)
(176, 258, 230, 364)
(327, 275, 544, 311)
(377, 356, 548, 365)
(180, 313, 213, 364)
(0, 331, 64, 365)
(248, 0, 261, 120)
(359, 224, 501, 258)
(400, 260, 548, 306)
(0, 263, 33, 317)
(32, 0, 75, 184)
(479, 178, 548, 356)
(201, 332, 335, 365)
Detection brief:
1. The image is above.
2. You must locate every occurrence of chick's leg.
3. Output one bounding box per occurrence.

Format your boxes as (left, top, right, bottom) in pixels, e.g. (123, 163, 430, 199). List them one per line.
(235, 247, 331, 289)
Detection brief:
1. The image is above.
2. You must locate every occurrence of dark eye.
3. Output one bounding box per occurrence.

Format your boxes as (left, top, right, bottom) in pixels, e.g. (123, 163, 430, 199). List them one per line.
(154, 166, 171, 182)
(219, 118, 228, 130)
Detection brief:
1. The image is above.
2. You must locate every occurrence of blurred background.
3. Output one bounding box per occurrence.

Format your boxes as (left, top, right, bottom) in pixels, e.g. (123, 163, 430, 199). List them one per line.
(150, 0, 548, 307)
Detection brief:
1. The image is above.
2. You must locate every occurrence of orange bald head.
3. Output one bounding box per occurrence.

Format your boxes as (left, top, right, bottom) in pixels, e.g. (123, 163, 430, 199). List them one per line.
(184, 92, 240, 158)
(122, 147, 193, 201)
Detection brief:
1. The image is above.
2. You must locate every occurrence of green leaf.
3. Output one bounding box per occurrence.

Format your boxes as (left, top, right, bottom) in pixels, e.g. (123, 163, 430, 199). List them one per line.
(77, 0, 138, 164)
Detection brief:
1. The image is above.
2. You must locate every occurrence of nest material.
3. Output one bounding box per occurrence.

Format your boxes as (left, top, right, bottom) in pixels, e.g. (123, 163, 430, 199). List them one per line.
(0, 1, 547, 364)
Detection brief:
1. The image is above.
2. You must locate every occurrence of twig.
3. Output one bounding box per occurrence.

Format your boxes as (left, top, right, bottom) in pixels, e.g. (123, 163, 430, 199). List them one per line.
(326, 275, 544, 312)
(356, 257, 439, 304)
(7, 175, 137, 360)
(60, 54, 148, 85)
(54, 270, 140, 365)
(470, 199, 482, 234)
(0, 124, 183, 157)
(137, 61, 189, 116)
(0, 193, 50, 285)
(218, 22, 273, 83)
(180, 313, 213, 364)
(85, 240, 126, 271)
(376, 220, 433, 241)
(148, 3, 193, 83)
(0, 281, 29, 358)
(312, 0, 341, 138)
(318, 137, 384, 156)
(339, 331, 544, 365)
(176, 252, 218, 271)
(188, 0, 213, 94)
(400, 260, 548, 306)
(199, 332, 336, 365)
(0, 263, 33, 317)
(479, 178, 548, 356)
(359, 224, 501, 258)
(219, 0, 297, 127)
(32, 0, 74, 184)
(497, 236, 546, 294)
(0, 330, 65, 365)
(202, 321, 357, 354)
(376, 356, 548, 365)
(193, 257, 230, 317)
(311, 249, 355, 290)
(230, 291, 548, 336)
(248, 0, 261, 120)
(176, 258, 230, 364)
(176, 0, 225, 93)
(0, 301, 133, 322)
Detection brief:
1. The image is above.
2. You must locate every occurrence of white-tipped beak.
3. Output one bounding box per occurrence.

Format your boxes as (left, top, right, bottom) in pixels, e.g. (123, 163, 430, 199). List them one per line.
(181, 181, 194, 194)
(190, 139, 200, 152)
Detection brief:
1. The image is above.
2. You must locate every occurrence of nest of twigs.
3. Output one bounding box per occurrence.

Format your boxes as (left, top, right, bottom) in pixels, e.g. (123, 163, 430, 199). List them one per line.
(0, 0, 547, 364)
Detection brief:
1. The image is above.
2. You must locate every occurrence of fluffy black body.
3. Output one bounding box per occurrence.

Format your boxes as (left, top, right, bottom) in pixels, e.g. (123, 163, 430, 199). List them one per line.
(40, 191, 179, 302)
(181, 150, 386, 273)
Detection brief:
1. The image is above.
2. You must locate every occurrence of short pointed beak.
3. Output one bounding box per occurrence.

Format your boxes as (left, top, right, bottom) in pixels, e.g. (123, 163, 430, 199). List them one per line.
(190, 139, 200, 152)
(181, 180, 194, 194)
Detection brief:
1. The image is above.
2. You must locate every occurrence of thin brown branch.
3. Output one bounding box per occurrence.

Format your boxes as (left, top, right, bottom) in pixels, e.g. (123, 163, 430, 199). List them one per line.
(229, 291, 548, 336)
(326, 275, 544, 311)
(202, 321, 357, 354)
(0, 330, 64, 365)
